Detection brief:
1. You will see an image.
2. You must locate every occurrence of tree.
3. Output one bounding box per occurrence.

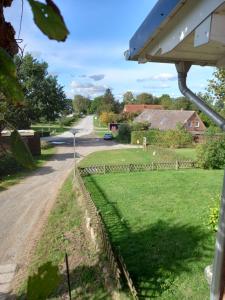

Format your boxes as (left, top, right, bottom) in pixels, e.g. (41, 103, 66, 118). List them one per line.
(136, 93, 154, 104)
(99, 112, 118, 126)
(208, 68, 225, 110)
(123, 91, 135, 104)
(101, 88, 116, 112)
(14, 54, 67, 123)
(90, 96, 104, 115)
(73, 95, 91, 114)
(158, 94, 173, 109)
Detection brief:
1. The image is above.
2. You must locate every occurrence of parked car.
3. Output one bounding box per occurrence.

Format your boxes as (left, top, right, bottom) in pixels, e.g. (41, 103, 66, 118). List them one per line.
(103, 133, 113, 140)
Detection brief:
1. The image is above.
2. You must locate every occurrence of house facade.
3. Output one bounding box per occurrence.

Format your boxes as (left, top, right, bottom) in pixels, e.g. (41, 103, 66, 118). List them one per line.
(123, 104, 164, 113)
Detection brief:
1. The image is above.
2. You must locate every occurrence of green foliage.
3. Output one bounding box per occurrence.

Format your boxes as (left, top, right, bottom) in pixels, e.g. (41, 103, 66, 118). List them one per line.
(116, 123, 131, 143)
(131, 128, 193, 148)
(208, 194, 220, 232)
(99, 111, 117, 126)
(2, 102, 31, 129)
(0, 48, 24, 103)
(13, 54, 67, 123)
(41, 140, 53, 150)
(27, 262, 60, 299)
(58, 115, 78, 126)
(10, 130, 35, 169)
(28, 0, 69, 42)
(0, 153, 22, 177)
(73, 95, 91, 114)
(131, 122, 150, 131)
(136, 92, 154, 104)
(207, 68, 225, 110)
(197, 138, 225, 169)
(123, 91, 135, 104)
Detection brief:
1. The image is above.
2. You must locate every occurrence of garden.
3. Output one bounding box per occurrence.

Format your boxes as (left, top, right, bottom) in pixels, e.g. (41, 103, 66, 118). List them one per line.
(80, 144, 225, 299)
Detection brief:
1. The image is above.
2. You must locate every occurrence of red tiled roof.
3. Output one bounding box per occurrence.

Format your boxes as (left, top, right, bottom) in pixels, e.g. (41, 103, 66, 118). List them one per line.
(123, 104, 164, 113)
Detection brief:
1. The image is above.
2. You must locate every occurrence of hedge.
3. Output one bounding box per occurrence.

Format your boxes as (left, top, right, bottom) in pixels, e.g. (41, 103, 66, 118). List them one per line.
(131, 129, 193, 148)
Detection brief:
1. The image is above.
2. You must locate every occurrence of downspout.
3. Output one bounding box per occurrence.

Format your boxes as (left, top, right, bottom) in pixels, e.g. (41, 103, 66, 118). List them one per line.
(175, 61, 225, 300)
(176, 62, 225, 130)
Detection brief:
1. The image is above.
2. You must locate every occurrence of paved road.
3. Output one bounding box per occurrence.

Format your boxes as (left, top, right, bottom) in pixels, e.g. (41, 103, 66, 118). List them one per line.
(0, 115, 139, 296)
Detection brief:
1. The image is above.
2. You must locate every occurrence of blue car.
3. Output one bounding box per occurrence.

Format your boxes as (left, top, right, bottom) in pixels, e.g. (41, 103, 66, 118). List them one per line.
(103, 133, 113, 140)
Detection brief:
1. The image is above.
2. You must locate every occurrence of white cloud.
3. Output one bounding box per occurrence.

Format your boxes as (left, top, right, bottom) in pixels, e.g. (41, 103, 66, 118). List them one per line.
(69, 81, 108, 98)
(143, 83, 171, 89)
(89, 74, 105, 81)
(137, 73, 177, 82)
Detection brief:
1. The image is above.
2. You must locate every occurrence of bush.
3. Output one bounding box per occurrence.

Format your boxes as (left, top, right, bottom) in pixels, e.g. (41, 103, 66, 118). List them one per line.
(197, 138, 225, 169)
(116, 124, 131, 143)
(41, 141, 54, 150)
(131, 122, 150, 131)
(131, 128, 193, 148)
(0, 153, 22, 177)
(208, 195, 220, 232)
(58, 115, 78, 127)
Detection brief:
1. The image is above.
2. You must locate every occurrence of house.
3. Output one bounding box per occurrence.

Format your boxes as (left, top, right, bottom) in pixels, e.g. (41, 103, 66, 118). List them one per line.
(135, 109, 206, 141)
(123, 104, 164, 113)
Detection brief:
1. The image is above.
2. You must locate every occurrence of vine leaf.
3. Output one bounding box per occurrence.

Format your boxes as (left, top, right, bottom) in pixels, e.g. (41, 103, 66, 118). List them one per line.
(10, 130, 35, 169)
(28, 0, 69, 41)
(0, 48, 24, 103)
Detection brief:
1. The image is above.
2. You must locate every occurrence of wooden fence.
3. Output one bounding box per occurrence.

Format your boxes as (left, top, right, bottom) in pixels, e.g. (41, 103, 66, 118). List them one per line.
(76, 168, 138, 299)
(79, 160, 196, 176)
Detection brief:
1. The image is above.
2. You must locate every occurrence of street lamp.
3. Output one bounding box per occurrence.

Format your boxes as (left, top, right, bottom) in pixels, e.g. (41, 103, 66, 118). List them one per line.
(70, 129, 77, 181)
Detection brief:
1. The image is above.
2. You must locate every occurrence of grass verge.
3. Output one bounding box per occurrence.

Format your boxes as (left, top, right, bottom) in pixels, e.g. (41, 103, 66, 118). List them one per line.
(79, 147, 196, 167)
(84, 169, 223, 299)
(16, 174, 117, 299)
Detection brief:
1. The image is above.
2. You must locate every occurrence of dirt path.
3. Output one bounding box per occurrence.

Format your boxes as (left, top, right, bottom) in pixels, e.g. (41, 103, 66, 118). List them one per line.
(0, 115, 138, 295)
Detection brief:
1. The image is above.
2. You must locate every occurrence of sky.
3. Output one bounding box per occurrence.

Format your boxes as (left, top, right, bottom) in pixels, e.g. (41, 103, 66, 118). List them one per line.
(5, 0, 215, 100)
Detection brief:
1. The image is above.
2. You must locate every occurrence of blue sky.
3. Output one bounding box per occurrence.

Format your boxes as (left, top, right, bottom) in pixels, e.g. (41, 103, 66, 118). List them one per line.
(6, 0, 215, 100)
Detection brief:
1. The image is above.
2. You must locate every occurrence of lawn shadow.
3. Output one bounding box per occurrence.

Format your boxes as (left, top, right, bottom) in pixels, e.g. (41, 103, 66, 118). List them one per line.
(117, 220, 210, 298)
(84, 176, 211, 298)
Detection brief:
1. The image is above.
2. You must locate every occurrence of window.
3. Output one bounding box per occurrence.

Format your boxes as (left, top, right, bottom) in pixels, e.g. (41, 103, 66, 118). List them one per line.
(194, 121, 200, 128)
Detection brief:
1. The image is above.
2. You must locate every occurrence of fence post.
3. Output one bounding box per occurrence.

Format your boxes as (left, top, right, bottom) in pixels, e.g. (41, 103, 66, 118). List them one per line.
(175, 160, 179, 170)
(104, 164, 106, 174)
(151, 161, 154, 171)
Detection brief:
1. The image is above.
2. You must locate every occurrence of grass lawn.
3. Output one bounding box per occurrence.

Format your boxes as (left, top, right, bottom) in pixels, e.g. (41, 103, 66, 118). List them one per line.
(0, 147, 55, 191)
(79, 147, 196, 167)
(17, 174, 113, 299)
(84, 169, 224, 299)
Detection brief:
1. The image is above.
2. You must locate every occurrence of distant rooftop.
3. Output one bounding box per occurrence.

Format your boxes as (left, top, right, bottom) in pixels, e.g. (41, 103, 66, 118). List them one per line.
(135, 109, 204, 130)
(123, 104, 164, 113)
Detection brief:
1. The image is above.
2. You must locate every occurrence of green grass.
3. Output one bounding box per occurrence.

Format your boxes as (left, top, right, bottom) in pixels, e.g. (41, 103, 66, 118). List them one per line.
(17, 174, 111, 299)
(84, 169, 223, 299)
(0, 147, 55, 191)
(79, 148, 196, 167)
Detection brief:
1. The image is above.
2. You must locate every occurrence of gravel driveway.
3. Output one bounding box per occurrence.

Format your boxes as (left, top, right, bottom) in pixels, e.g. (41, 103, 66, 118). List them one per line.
(0, 115, 139, 296)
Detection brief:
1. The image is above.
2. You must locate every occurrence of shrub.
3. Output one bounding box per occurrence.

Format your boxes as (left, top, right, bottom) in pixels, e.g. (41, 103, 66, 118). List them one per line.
(0, 153, 22, 177)
(41, 141, 54, 150)
(197, 138, 225, 169)
(116, 123, 131, 143)
(131, 128, 193, 148)
(58, 115, 78, 126)
(208, 195, 220, 232)
(99, 112, 118, 126)
(131, 122, 150, 131)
